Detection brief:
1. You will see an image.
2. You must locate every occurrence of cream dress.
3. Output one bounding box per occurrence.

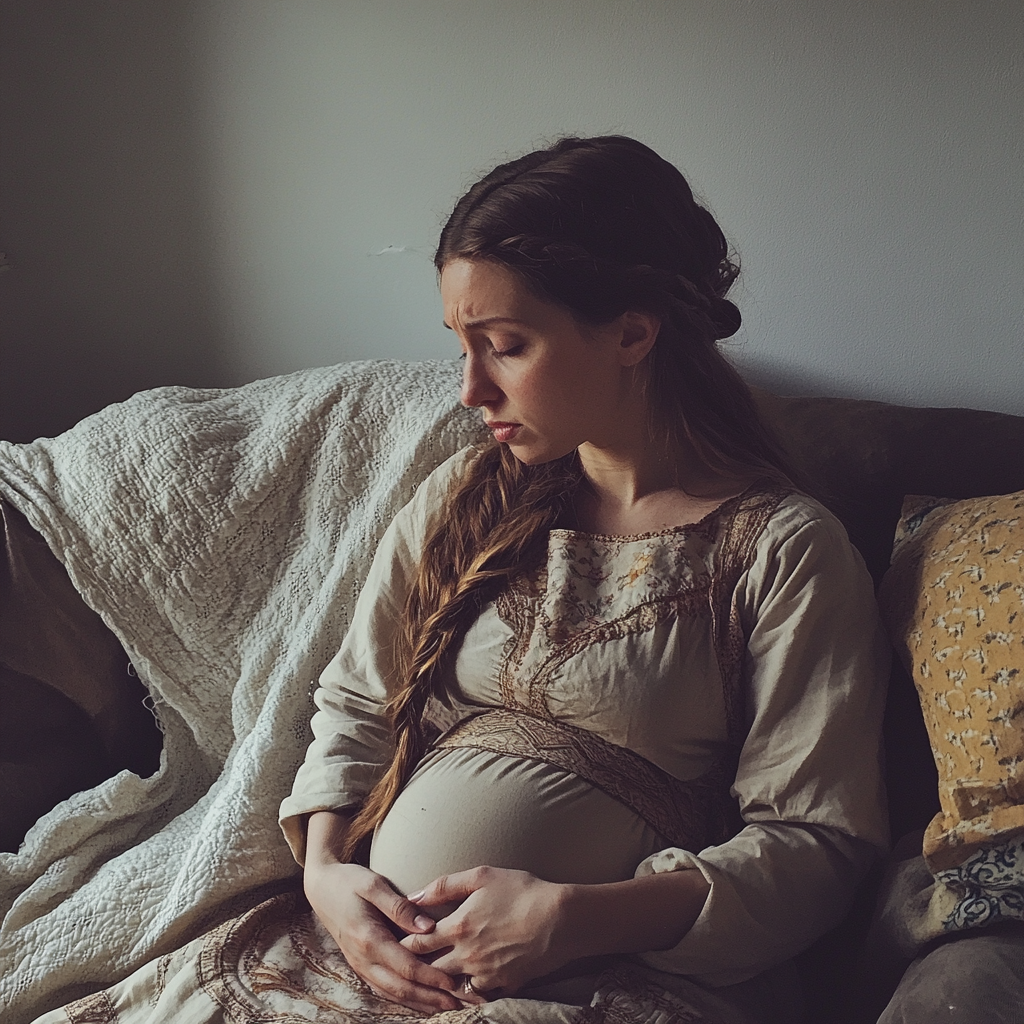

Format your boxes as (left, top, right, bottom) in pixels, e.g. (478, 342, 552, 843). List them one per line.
(43, 448, 890, 1024)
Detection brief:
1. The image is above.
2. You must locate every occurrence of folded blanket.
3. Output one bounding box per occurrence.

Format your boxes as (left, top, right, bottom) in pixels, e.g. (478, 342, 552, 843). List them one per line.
(0, 360, 483, 1023)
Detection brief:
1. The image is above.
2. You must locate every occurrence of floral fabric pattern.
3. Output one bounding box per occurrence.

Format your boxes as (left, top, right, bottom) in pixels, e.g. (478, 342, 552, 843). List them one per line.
(880, 490, 1024, 872)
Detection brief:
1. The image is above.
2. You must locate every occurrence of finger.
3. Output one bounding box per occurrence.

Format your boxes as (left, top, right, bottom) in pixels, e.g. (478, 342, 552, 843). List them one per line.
(359, 875, 436, 934)
(399, 929, 451, 956)
(375, 941, 458, 995)
(365, 971, 463, 1016)
(423, 948, 464, 976)
(356, 938, 462, 1012)
(408, 866, 491, 908)
(342, 915, 458, 992)
(426, 950, 506, 999)
(367, 979, 453, 1017)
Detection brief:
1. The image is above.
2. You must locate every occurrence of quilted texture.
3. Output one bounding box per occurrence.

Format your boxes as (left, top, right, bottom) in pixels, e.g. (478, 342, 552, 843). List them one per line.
(0, 360, 484, 1024)
(879, 492, 1024, 873)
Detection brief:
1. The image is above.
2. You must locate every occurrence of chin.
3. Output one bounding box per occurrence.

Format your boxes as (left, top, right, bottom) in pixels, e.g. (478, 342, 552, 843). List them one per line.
(506, 441, 577, 466)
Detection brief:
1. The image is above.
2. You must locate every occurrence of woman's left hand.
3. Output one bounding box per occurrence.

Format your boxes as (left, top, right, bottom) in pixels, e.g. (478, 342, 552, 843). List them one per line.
(398, 866, 577, 998)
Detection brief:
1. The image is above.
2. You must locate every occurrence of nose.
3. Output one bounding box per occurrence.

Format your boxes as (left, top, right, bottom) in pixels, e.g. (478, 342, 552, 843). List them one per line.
(460, 351, 501, 409)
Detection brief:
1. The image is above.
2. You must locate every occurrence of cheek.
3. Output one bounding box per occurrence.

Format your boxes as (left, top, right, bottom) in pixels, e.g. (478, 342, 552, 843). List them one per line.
(523, 371, 577, 423)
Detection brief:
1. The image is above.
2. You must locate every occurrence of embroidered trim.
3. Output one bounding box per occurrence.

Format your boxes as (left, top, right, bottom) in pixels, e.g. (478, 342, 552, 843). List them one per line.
(708, 485, 792, 743)
(435, 709, 740, 851)
(591, 964, 715, 1024)
(196, 892, 451, 1023)
(490, 482, 791, 745)
(495, 565, 545, 712)
(63, 991, 118, 1024)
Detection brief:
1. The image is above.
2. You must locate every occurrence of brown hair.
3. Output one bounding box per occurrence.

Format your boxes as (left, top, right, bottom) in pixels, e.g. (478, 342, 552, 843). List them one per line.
(342, 136, 793, 859)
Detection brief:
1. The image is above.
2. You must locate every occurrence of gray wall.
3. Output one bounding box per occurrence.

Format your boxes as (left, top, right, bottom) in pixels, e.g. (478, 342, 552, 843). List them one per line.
(2, 0, 1022, 442)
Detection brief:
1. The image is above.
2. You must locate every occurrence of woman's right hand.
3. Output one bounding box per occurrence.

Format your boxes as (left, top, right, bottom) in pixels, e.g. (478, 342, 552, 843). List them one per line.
(303, 811, 468, 1015)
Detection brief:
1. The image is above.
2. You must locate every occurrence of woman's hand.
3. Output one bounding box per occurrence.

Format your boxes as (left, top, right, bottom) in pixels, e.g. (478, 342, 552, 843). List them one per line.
(398, 866, 577, 997)
(303, 812, 464, 1015)
(400, 864, 713, 999)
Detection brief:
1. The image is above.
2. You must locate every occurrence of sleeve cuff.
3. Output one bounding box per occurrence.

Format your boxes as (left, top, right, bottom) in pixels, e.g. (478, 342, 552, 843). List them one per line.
(278, 793, 361, 866)
(634, 846, 778, 986)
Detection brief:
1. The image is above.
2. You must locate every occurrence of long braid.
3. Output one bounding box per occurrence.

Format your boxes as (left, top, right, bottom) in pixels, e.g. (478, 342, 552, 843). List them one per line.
(341, 445, 581, 860)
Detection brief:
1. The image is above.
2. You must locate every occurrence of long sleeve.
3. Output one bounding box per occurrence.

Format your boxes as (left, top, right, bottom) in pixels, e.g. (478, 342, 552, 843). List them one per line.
(636, 504, 891, 986)
(278, 447, 477, 864)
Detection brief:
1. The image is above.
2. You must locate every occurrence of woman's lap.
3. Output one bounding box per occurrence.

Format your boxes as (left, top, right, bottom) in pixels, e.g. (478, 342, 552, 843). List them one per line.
(35, 889, 799, 1024)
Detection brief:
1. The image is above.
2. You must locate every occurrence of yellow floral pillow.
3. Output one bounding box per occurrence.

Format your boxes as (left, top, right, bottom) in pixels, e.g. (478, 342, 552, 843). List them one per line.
(880, 491, 1024, 873)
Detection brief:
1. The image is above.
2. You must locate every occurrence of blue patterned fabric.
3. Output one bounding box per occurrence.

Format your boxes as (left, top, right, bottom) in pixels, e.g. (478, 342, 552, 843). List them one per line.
(938, 836, 1024, 931)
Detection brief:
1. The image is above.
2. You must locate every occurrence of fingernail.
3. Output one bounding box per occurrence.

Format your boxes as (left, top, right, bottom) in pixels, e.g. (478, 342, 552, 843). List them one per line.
(406, 890, 425, 902)
(413, 914, 434, 930)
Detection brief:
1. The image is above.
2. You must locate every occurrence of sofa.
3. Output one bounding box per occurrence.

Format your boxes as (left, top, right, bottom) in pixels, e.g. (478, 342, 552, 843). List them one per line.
(3, 362, 1024, 1023)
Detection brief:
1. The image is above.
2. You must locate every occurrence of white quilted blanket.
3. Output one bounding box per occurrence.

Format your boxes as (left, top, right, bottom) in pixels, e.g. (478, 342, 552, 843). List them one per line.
(0, 360, 484, 1023)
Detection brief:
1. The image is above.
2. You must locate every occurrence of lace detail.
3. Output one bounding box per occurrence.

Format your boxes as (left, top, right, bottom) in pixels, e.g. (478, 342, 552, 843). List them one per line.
(436, 709, 741, 851)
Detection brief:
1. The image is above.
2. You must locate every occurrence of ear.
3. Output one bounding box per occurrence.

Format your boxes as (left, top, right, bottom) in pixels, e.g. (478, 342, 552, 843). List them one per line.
(617, 310, 661, 366)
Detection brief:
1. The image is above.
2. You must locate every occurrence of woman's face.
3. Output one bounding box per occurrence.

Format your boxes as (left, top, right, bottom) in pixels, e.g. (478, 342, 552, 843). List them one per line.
(441, 259, 638, 465)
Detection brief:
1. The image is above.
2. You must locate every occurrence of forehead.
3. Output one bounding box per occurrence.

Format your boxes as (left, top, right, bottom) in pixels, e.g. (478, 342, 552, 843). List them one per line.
(440, 259, 549, 328)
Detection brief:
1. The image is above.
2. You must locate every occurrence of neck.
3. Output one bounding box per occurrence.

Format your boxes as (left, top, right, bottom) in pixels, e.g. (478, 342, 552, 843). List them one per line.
(577, 433, 724, 504)
(574, 381, 710, 505)
(573, 437, 752, 536)
(571, 372, 750, 529)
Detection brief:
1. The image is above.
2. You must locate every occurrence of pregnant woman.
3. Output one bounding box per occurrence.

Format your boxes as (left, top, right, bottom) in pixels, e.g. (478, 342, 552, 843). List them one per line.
(281, 136, 889, 1022)
(38, 136, 888, 1024)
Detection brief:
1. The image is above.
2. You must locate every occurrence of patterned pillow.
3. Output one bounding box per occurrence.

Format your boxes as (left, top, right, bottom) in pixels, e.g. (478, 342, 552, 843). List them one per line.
(880, 491, 1024, 932)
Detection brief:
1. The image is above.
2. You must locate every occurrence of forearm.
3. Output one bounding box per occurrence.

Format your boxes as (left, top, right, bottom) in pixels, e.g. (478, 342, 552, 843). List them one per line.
(304, 809, 354, 870)
(635, 825, 878, 985)
(558, 868, 710, 962)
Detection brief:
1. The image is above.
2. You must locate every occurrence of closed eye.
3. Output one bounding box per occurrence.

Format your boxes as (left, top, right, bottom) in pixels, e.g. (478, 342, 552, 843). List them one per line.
(492, 344, 525, 358)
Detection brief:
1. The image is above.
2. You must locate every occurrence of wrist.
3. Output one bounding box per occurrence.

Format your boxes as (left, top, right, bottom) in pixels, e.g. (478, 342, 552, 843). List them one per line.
(558, 869, 711, 961)
(541, 882, 587, 967)
(304, 809, 353, 870)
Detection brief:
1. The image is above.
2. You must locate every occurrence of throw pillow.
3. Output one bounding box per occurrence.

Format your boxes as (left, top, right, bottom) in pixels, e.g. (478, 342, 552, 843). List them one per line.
(881, 490, 1024, 872)
(879, 491, 1024, 935)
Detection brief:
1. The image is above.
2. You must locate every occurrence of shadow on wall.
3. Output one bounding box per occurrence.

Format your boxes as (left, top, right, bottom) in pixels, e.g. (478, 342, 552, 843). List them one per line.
(733, 351, 860, 404)
(734, 350, 919, 409)
(0, 1, 232, 444)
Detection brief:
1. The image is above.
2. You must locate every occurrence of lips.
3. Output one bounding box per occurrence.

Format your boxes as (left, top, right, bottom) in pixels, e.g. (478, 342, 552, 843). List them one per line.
(486, 421, 521, 443)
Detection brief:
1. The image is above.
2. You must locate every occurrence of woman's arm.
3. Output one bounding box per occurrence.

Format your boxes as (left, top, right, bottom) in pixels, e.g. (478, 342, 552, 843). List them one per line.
(280, 450, 481, 1013)
(635, 505, 890, 984)
(561, 868, 712, 956)
(279, 447, 479, 861)
(303, 810, 466, 1014)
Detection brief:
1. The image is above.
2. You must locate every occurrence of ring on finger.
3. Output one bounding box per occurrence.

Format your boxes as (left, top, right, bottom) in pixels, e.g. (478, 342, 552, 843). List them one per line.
(462, 975, 481, 997)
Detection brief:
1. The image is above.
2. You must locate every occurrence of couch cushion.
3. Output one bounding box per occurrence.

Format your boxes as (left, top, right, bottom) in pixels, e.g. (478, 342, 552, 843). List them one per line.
(754, 391, 1024, 584)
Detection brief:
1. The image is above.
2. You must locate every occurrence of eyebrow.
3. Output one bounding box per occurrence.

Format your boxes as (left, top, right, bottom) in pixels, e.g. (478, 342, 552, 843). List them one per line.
(442, 316, 529, 330)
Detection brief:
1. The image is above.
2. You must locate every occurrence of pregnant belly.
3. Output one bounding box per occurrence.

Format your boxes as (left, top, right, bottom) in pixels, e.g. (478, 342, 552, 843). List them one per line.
(368, 746, 664, 896)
